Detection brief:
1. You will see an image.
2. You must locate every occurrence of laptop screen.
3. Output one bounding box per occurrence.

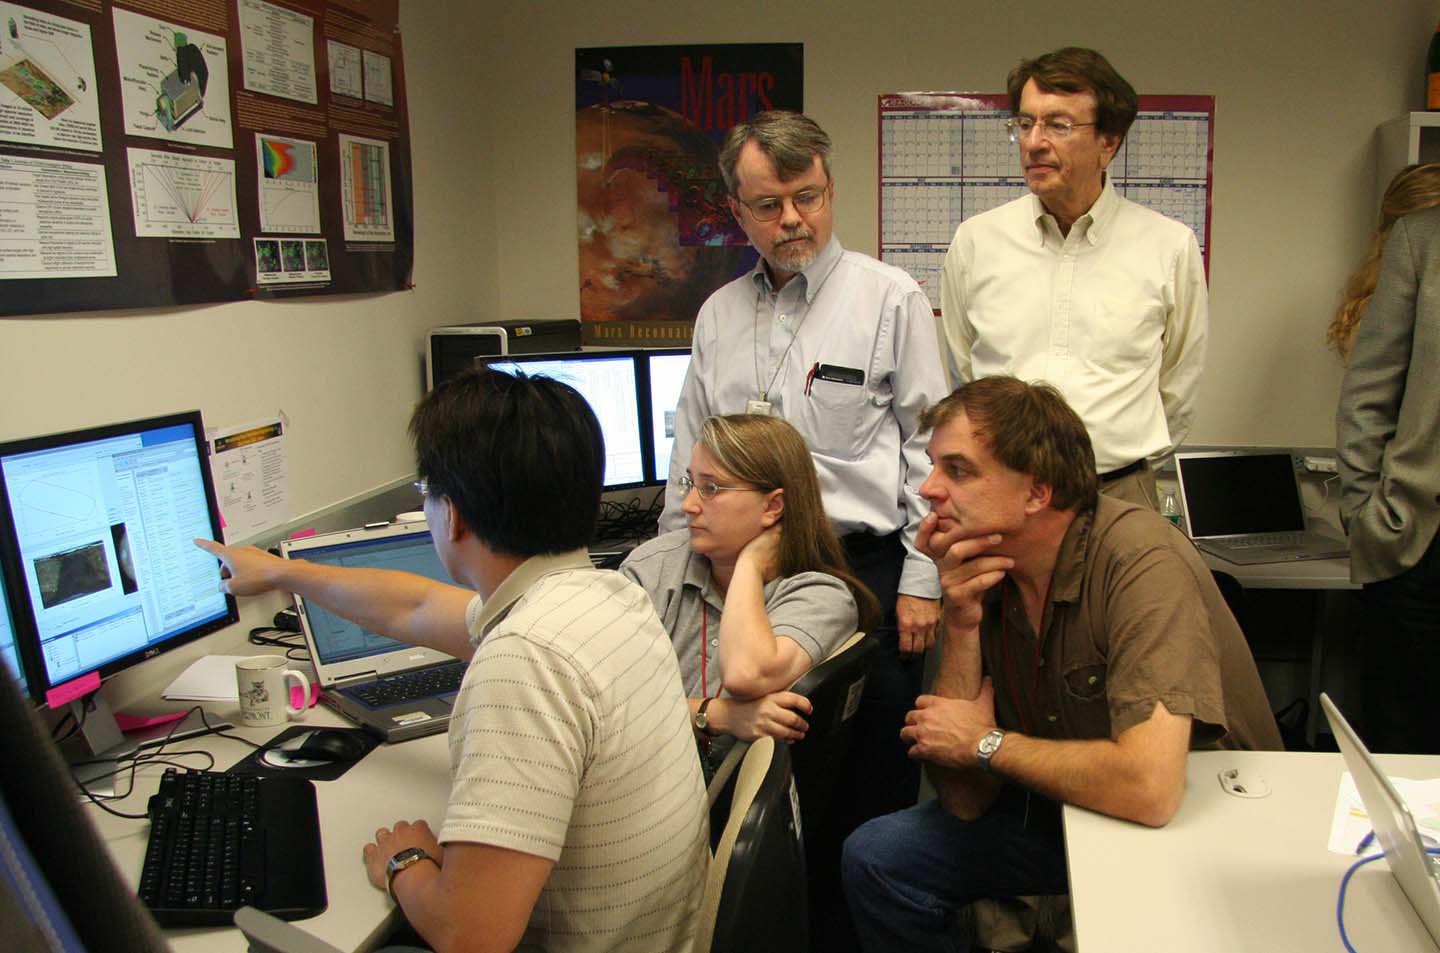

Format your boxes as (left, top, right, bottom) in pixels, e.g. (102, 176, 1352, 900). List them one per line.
(289, 528, 451, 665)
(1176, 452, 1307, 538)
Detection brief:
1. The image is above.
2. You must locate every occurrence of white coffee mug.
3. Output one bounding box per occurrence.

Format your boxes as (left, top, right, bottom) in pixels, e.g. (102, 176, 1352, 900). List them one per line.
(235, 655, 312, 726)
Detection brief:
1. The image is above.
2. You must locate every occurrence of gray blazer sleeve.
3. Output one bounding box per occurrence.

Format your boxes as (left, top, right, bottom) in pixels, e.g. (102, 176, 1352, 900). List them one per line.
(1335, 208, 1440, 584)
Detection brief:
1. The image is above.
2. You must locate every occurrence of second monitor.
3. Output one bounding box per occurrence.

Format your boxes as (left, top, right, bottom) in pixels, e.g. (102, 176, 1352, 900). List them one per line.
(482, 348, 690, 490)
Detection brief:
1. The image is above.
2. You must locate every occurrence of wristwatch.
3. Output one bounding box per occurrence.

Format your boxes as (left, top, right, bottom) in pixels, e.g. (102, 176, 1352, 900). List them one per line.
(976, 728, 1006, 773)
(693, 697, 716, 736)
(386, 846, 438, 901)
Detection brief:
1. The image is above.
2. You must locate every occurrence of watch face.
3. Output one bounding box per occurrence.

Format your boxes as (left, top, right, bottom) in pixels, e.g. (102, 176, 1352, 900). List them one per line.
(980, 730, 1003, 754)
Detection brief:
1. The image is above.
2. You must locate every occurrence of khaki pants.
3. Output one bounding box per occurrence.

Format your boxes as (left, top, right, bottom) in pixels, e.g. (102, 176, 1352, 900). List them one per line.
(1099, 463, 1159, 511)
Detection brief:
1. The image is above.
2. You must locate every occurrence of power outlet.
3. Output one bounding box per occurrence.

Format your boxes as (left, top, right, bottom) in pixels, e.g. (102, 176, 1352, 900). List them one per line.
(1303, 455, 1338, 473)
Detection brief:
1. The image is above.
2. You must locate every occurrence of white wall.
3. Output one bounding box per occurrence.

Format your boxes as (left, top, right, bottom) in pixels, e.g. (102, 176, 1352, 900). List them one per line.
(484, 0, 1434, 448)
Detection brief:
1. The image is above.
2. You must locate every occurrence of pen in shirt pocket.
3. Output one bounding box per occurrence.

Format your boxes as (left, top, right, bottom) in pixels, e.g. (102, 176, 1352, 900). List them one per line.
(804, 362, 866, 396)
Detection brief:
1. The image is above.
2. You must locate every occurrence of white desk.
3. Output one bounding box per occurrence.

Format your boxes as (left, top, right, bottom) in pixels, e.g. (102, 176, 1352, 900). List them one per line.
(1064, 749, 1440, 952)
(86, 703, 453, 953)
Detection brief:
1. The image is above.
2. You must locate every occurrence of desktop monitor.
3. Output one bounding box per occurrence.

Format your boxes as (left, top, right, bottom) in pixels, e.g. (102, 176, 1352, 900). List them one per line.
(0, 411, 238, 773)
(641, 348, 691, 485)
(481, 352, 648, 490)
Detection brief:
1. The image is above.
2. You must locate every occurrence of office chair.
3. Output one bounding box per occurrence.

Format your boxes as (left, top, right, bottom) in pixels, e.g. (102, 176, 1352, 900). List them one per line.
(1211, 569, 1309, 751)
(696, 736, 808, 953)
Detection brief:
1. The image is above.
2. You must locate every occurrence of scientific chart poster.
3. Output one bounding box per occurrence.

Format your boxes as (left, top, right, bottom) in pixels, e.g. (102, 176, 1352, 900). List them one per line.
(878, 93, 1214, 311)
(0, 0, 412, 317)
(576, 43, 802, 347)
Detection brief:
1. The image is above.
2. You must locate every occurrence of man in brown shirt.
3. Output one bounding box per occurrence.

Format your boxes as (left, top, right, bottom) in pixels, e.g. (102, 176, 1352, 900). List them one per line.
(841, 376, 1279, 953)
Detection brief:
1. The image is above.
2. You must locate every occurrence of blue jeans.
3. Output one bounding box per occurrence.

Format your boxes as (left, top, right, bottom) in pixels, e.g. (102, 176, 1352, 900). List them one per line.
(842, 788, 1068, 953)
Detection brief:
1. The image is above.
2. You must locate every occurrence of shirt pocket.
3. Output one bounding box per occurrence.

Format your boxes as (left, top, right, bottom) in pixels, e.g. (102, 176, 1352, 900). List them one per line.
(1061, 662, 1107, 703)
(799, 375, 874, 461)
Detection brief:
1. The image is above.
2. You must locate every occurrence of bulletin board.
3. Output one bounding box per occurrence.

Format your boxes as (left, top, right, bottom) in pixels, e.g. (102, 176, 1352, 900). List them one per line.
(0, 0, 413, 317)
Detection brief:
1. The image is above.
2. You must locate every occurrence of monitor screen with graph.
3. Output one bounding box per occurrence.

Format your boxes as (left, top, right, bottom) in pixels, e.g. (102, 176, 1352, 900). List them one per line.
(0, 411, 237, 704)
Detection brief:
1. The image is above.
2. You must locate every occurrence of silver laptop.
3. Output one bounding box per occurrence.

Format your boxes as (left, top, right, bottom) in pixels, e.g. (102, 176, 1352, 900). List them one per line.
(1173, 450, 1348, 565)
(1321, 693, 1440, 946)
(280, 521, 467, 742)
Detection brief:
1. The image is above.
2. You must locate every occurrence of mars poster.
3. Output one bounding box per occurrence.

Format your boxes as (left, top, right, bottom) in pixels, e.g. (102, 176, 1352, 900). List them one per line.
(576, 44, 803, 346)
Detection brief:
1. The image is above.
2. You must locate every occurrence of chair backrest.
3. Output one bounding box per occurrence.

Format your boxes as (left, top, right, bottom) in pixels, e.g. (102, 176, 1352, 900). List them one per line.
(695, 736, 807, 953)
(786, 631, 878, 838)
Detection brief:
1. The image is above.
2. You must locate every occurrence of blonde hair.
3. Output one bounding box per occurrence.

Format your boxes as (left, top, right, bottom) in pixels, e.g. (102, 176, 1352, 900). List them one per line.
(1329, 163, 1440, 360)
(697, 415, 881, 632)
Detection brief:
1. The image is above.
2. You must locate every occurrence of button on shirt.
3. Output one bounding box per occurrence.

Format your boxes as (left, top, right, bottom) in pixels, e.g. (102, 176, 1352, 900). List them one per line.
(660, 237, 948, 598)
(939, 176, 1208, 471)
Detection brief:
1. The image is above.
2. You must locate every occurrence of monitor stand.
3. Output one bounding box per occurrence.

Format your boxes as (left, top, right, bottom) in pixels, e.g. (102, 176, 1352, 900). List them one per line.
(61, 690, 232, 797)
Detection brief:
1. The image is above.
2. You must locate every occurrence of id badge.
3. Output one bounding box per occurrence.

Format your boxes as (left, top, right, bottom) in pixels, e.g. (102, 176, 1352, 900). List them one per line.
(745, 399, 773, 416)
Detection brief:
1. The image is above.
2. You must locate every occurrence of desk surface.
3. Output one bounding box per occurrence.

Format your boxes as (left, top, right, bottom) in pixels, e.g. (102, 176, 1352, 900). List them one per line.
(87, 703, 452, 953)
(1200, 552, 1356, 590)
(1064, 749, 1440, 953)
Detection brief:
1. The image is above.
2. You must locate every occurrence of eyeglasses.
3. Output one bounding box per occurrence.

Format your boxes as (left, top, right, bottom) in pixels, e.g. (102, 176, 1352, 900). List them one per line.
(413, 480, 430, 498)
(674, 475, 767, 501)
(1004, 116, 1097, 143)
(734, 183, 830, 222)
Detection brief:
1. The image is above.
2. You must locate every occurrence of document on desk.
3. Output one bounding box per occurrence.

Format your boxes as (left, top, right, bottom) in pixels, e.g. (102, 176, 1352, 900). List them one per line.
(1329, 773, 1440, 854)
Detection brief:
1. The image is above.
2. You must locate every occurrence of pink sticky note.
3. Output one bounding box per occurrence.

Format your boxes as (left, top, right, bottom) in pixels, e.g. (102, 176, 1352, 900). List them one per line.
(288, 528, 317, 540)
(46, 672, 100, 708)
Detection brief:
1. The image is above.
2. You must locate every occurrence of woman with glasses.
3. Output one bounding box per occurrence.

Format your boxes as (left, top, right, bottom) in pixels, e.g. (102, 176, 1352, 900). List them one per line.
(621, 414, 880, 766)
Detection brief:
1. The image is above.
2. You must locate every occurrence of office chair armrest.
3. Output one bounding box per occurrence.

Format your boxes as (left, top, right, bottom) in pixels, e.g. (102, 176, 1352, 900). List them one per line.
(234, 906, 345, 953)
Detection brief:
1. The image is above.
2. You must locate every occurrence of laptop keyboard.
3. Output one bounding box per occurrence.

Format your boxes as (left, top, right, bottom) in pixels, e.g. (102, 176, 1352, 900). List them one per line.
(347, 659, 466, 707)
(1223, 532, 1307, 549)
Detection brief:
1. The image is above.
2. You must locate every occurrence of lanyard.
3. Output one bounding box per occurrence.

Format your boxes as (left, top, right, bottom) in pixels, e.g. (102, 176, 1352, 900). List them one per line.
(752, 282, 811, 403)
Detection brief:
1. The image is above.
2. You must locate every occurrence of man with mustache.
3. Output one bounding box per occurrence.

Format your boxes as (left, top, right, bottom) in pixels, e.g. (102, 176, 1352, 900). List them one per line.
(661, 110, 948, 948)
(938, 47, 1209, 510)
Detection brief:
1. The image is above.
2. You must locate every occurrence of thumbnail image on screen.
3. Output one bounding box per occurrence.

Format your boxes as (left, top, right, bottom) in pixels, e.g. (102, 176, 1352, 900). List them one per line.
(0, 414, 235, 695)
(484, 354, 645, 489)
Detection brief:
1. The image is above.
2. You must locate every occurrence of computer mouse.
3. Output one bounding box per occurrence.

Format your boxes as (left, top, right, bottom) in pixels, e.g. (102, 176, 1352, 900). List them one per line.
(284, 729, 369, 763)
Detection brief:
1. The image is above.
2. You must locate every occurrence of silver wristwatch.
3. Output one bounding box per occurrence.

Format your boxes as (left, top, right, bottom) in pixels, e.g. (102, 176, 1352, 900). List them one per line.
(976, 728, 1006, 773)
(386, 846, 437, 901)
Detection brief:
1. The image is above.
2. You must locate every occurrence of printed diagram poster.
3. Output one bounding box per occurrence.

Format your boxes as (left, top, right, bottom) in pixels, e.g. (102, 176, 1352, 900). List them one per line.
(0, 3, 101, 151)
(338, 132, 392, 242)
(253, 236, 330, 285)
(362, 48, 390, 105)
(326, 39, 360, 98)
(127, 145, 239, 239)
(238, 0, 316, 105)
(208, 417, 290, 543)
(0, 153, 115, 278)
(576, 44, 802, 347)
(256, 132, 320, 234)
(111, 6, 232, 149)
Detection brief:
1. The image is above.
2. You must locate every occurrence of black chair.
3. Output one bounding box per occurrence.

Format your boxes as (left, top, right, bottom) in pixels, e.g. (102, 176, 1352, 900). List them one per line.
(697, 736, 808, 953)
(1211, 569, 1310, 751)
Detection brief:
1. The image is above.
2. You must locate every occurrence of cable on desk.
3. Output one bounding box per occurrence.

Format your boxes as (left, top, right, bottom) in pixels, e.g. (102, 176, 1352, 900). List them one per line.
(248, 625, 310, 661)
(1336, 846, 1440, 951)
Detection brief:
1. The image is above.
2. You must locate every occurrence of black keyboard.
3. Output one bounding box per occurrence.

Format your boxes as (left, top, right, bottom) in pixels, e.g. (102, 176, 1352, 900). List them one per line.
(346, 660, 465, 708)
(139, 768, 327, 926)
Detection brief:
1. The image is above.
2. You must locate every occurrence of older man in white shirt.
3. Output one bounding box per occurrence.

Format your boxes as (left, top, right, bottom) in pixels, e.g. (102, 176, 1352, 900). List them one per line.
(938, 47, 1208, 509)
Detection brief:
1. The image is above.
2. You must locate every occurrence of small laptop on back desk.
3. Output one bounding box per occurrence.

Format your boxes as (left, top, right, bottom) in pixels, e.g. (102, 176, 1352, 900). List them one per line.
(280, 521, 467, 743)
(1321, 693, 1440, 948)
(1173, 450, 1348, 565)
